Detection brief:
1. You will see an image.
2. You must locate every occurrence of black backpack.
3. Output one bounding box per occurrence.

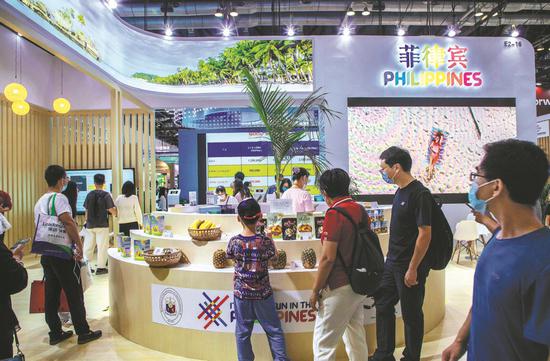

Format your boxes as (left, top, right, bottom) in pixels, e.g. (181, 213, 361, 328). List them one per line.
(330, 206, 385, 296)
(422, 190, 454, 270)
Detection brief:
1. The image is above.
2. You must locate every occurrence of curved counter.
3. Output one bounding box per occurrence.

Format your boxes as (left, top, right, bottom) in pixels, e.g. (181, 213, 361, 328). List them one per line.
(109, 211, 445, 361)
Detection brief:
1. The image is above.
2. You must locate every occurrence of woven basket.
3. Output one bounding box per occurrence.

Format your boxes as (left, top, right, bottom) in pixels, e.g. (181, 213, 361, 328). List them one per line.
(143, 249, 183, 267)
(188, 227, 222, 241)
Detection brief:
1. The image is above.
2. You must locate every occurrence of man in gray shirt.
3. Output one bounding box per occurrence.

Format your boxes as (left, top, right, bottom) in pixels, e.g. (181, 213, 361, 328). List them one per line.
(83, 174, 116, 275)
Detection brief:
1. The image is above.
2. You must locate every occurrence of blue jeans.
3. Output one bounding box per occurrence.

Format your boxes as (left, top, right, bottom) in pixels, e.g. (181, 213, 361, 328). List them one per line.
(234, 295, 289, 361)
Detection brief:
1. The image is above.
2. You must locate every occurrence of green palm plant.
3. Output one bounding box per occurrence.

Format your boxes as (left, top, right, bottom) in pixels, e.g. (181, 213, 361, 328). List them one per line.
(242, 68, 340, 197)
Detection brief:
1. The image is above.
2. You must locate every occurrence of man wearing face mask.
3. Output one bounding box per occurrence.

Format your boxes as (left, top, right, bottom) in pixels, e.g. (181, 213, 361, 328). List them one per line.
(442, 139, 550, 361)
(370, 146, 432, 361)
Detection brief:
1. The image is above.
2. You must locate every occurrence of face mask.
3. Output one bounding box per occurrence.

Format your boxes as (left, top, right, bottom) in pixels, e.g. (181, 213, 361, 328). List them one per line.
(380, 168, 398, 184)
(468, 180, 497, 214)
(282, 186, 289, 192)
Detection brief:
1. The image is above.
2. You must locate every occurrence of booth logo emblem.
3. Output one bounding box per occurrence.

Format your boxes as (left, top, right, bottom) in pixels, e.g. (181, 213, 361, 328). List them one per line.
(197, 292, 230, 330)
(159, 288, 183, 325)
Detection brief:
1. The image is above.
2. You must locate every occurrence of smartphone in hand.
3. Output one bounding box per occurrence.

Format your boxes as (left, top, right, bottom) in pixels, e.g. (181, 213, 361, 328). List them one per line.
(10, 238, 30, 251)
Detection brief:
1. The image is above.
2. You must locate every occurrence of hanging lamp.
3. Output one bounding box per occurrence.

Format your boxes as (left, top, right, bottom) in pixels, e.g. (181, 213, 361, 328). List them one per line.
(12, 100, 30, 116)
(4, 34, 28, 103)
(53, 62, 71, 114)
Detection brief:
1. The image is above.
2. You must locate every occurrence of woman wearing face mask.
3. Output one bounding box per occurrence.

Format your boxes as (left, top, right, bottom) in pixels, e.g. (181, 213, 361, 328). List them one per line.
(281, 168, 314, 213)
(279, 178, 292, 194)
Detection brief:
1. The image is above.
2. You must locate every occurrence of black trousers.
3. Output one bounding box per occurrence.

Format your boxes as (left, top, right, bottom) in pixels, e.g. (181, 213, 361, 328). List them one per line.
(40, 256, 90, 336)
(119, 222, 139, 237)
(0, 328, 13, 359)
(373, 264, 429, 361)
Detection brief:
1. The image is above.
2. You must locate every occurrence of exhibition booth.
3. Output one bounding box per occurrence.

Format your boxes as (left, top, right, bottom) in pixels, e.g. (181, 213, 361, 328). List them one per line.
(0, 0, 539, 360)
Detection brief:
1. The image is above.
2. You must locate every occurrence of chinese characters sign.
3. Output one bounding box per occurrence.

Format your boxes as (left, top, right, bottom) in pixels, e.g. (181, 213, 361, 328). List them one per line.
(383, 43, 483, 88)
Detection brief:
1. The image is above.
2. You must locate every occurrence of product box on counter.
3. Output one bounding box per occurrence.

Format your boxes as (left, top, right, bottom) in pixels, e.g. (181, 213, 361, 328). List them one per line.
(116, 233, 125, 253)
(281, 216, 297, 240)
(297, 212, 314, 240)
(119, 236, 131, 257)
(143, 214, 151, 234)
(314, 215, 325, 239)
(267, 213, 283, 240)
(150, 215, 165, 236)
(133, 239, 151, 260)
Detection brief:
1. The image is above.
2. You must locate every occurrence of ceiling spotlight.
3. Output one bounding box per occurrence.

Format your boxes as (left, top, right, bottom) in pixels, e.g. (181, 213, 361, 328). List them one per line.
(397, 27, 406, 36)
(448, 28, 457, 37)
(537, 47, 545, 52)
(17, 32, 22, 37)
(287, 26, 296, 37)
(222, 26, 231, 37)
(214, 8, 224, 17)
(347, 8, 356, 16)
(511, 25, 519, 37)
(106, 0, 117, 9)
(342, 26, 351, 36)
(481, 14, 488, 20)
(229, 9, 239, 17)
(362, 9, 371, 16)
(536, 82, 542, 86)
(164, 26, 173, 36)
(475, 11, 484, 17)
(492, 12, 499, 17)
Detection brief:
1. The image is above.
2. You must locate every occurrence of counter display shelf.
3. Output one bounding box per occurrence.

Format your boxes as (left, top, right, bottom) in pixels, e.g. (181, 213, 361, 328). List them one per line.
(109, 210, 445, 361)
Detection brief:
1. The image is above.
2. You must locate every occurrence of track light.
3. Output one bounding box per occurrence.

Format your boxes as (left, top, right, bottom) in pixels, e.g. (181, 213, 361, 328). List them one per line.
(448, 28, 457, 38)
(286, 26, 295, 37)
(229, 9, 238, 17)
(492, 12, 499, 17)
(106, 0, 117, 10)
(164, 26, 173, 36)
(214, 8, 223, 17)
(475, 11, 484, 17)
(536, 82, 542, 86)
(537, 47, 545, 52)
(347, 8, 356, 16)
(362, 7, 370, 16)
(511, 25, 519, 38)
(222, 26, 231, 37)
(397, 27, 406, 36)
(342, 26, 351, 36)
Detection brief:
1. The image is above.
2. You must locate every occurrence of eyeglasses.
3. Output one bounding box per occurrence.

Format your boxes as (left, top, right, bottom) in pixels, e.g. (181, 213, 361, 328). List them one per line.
(469, 172, 487, 182)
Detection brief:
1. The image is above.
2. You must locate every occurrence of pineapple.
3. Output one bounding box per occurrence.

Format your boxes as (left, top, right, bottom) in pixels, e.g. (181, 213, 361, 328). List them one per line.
(213, 249, 228, 269)
(271, 249, 287, 270)
(301, 248, 317, 269)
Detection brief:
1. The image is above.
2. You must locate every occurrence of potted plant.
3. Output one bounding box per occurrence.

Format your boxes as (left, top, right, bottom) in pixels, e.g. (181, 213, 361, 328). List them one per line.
(242, 68, 340, 198)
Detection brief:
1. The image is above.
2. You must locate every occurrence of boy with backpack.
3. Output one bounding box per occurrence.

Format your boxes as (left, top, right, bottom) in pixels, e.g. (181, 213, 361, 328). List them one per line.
(311, 168, 377, 361)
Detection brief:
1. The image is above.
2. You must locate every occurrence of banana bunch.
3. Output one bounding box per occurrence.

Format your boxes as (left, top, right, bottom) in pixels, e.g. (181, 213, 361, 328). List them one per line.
(190, 219, 217, 230)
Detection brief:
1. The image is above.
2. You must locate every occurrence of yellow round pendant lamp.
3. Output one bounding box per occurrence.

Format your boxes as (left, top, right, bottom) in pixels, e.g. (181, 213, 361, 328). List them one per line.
(53, 97, 71, 114)
(12, 100, 30, 116)
(3, 82, 28, 102)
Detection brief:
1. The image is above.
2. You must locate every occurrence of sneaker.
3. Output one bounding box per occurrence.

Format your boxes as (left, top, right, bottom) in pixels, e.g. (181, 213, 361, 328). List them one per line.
(95, 268, 108, 275)
(49, 330, 73, 345)
(77, 330, 102, 345)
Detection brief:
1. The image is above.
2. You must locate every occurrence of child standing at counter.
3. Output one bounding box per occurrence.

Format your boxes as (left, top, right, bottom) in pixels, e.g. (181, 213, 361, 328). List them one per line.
(226, 198, 289, 361)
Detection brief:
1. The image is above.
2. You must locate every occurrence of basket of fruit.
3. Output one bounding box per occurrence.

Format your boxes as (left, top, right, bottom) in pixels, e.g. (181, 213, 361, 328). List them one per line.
(188, 219, 222, 241)
(143, 249, 188, 267)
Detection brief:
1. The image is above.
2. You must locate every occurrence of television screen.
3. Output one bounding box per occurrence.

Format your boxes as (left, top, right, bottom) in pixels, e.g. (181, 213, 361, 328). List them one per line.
(66, 169, 135, 214)
(347, 98, 517, 195)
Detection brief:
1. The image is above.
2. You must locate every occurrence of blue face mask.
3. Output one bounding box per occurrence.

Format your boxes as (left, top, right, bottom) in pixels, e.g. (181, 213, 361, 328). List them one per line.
(380, 169, 397, 184)
(468, 180, 496, 213)
(282, 186, 289, 192)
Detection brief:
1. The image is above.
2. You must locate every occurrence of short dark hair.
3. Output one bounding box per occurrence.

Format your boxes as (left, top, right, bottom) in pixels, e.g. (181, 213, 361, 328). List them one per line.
(319, 168, 351, 198)
(234, 171, 245, 181)
(480, 139, 549, 206)
(237, 198, 262, 226)
(380, 146, 412, 172)
(216, 186, 226, 195)
(158, 187, 167, 197)
(122, 181, 135, 197)
(94, 173, 105, 185)
(292, 167, 310, 181)
(45, 165, 66, 187)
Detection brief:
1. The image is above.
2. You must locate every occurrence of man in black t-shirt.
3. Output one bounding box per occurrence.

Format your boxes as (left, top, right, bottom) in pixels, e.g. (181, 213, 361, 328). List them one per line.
(370, 147, 432, 361)
(83, 174, 116, 275)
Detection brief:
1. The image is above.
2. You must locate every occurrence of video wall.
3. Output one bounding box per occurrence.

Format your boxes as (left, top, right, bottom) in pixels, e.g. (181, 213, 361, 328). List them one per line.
(66, 169, 135, 214)
(348, 98, 517, 195)
(206, 132, 319, 194)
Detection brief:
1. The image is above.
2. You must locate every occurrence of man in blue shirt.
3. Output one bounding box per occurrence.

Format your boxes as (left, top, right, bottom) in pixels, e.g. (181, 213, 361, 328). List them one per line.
(442, 139, 550, 361)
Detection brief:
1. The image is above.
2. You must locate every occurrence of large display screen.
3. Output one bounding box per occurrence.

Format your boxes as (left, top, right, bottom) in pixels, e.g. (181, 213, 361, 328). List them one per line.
(348, 98, 517, 195)
(66, 169, 135, 214)
(206, 132, 319, 194)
